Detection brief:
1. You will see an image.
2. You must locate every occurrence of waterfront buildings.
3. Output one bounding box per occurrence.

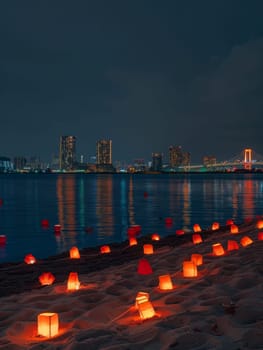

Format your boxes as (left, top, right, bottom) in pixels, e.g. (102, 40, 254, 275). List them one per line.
(151, 153, 163, 171)
(59, 136, 76, 170)
(96, 139, 114, 172)
(169, 145, 190, 169)
(203, 155, 217, 166)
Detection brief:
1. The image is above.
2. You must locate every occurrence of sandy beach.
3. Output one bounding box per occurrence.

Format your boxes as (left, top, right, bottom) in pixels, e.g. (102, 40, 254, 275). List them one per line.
(0, 220, 262, 350)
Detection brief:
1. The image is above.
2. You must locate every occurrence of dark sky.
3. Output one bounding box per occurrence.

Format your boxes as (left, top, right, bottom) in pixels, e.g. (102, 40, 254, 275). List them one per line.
(1, 1, 263, 164)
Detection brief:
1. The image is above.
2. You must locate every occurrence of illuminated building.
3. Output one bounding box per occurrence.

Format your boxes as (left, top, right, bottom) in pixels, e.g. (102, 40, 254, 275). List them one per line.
(96, 139, 114, 172)
(14, 156, 27, 170)
(59, 136, 76, 170)
(151, 153, 163, 171)
(0, 157, 14, 172)
(203, 155, 216, 166)
(169, 145, 183, 167)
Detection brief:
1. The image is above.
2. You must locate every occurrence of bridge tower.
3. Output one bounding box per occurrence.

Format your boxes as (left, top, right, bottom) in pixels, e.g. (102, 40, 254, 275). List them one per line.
(243, 148, 252, 170)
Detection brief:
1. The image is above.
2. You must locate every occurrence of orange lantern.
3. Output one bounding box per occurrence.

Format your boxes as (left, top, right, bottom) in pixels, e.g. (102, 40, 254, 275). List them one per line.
(67, 272, 80, 291)
(226, 219, 234, 226)
(158, 274, 173, 290)
(129, 237, 138, 246)
(151, 233, 160, 241)
(100, 245, 111, 254)
(24, 254, 36, 264)
(240, 236, 253, 247)
(191, 253, 203, 266)
(128, 225, 142, 237)
(137, 258, 153, 275)
(39, 272, 55, 286)
(211, 222, 220, 231)
(230, 224, 239, 234)
(135, 291, 149, 308)
(0, 235, 6, 245)
(138, 301, 155, 320)
(258, 232, 263, 240)
(69, 246, 80, 259)
(176, 229, 185, 236)
(192, 233, 203, 244)
(256, 220, 263, 229)
(227, 240, 239, 251)
(193, 224, 201, 232)
(183, 261, 197, 277)
(143, 244, 154, 255)
(37, 312, 59, 338)
(212, 243, 225, 256)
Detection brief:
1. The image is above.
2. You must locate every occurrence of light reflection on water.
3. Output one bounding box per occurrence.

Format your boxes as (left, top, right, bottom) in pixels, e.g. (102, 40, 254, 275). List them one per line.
(0, 173, 263, 263)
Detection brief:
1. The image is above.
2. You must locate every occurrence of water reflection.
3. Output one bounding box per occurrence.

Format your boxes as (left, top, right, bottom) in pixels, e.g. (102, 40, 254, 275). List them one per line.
(128, 176, 135, 226)
(242, 179, 254, 219)
(182, 179, 191, 229)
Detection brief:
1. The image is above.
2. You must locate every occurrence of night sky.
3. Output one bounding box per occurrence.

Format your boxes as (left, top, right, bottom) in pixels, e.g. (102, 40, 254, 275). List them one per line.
(1, 1, 263, 164)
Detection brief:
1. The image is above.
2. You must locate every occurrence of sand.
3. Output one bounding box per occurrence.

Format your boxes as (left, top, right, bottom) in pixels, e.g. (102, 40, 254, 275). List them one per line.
(0, 220, 262, 349)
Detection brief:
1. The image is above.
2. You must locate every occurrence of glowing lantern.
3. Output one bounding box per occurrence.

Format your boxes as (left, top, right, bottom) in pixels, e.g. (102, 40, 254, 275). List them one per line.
(0, 235, 7, 245)
(127, 225, 141, 237)
(158, 274, 173, 290)
(212, 243, 225, 256)
(100, 245, 111, 254)
(193, 224, 201, 232)
(211, 222, 220, 231)
(24, 254, 36, 264)
(135, 291, 149, 308)
(54, 224, 61, 233)
(240, 236, 253, 247)
(137, 258, 153, 275)
(183, 261, 197, 277)
(143, 244, 154, 255)
(256, 220, 263, 229)
(138, 301, 155, 320)
(258, 232, 263, 240)
(165, 217, 173, 226)
(151, 233, 160, 241)
(227, 240, 239, 251)
(191, 253, 203, 266)
(129, 237, 138, 246)
(192, 233, 203, 244)
(37, 312, 59, 338)
(67, 272, 80, 291)
(226, 219, 234, 226)
(230, 224, 239, 234)
(41, 219, 49, 228)
(176, 229, 185, 236)
(69, 246, 80, 259)
(39, 272, 55, 286)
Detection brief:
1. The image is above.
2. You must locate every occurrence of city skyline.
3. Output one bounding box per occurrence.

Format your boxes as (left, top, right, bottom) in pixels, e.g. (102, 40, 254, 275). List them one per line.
(1, 2, 263, 163)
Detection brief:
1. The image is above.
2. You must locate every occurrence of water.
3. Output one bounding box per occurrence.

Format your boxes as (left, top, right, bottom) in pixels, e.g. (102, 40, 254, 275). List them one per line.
(1, 173, 263, 263)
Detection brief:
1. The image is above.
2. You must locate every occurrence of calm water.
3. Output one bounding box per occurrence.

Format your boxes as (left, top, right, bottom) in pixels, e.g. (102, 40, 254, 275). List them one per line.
(1, 173, 263, 263)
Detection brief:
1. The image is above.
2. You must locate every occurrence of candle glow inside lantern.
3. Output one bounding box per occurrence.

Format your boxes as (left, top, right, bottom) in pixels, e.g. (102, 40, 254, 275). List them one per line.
(143, 244, 154, 255)
(135, 291, 149, 308)
(226, 219, 234, 226)
(258, 232, 263, 240)
(24, 254, 36, 264)
(69, 246, 80, 259)
(211, 222, 220, 231)
(100, 245, 111, 254)
(39, 272, 55, 286)
(37, 312, 59, 338)
(183, 261, 197, 277)
(212, 243, 225, 256)
(137, 258, 153, 275)
(191, 253, 203, 266)
(240, 236, 253, 247)
(129, 237, 137, 246)
(138, 301, 155, 320)
(257, 220, 263, 229)
(227, 240, 239, 251)
(151, 233, 160, 241)
(193, 224, 201, 232)
(176, 229, 185, 236)
(192, 233, 203, 244)
(67, 272, 80, 291)
(230, 224, 239, 234)
(158, 274, 173, 290)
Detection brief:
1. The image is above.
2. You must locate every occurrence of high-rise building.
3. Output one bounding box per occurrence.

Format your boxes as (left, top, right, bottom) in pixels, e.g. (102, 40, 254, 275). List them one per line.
(203, 155, 216, 166)
(151, 153, 163, 172)
(169, 145, 183, 167)
(14, 156, 27, 170)
(96, 139, 112, 165)
(59, 136, 76, 170)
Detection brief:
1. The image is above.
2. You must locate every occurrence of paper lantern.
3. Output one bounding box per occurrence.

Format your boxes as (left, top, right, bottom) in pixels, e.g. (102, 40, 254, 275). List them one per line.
(41, 219, 49, 228)
(212, 243, 225, 256)
(227, 240, 239, 251)
(135, 291, 149, 308)
(69, 246, 80, 259)
(127, 225, 141, 237)
(176, 229, 185, 236)
(24, 254, 36, 264)
(183, 261, 197, 277)
(137, 258, 153, 275)
(37, 312, 59, 338)
(100, 245, 111, 254)
(193, 224, 201, 232)
(240, 236, 253, 247)
(191, 253, 203, 266)
(230, 224, 239, 234)
(192, 233, 203, 244)
(256, 220, 263, 229)
(39, 272, 55, 286)
(211, 222, 220, 231)
(129, 237, 138, 246)
(0, 235, 6, 245)
(143, 244, 154, 255)
(226, 219, 234, 226)
(138, 301, 155, 320)
(67, 272, 80, 291)
(165, 217, 173, 226)
(54, 224, 61, 233)
(151, 233, 160, 241)
(258, 232, 263, 240)
(158, 274, 173, 290)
